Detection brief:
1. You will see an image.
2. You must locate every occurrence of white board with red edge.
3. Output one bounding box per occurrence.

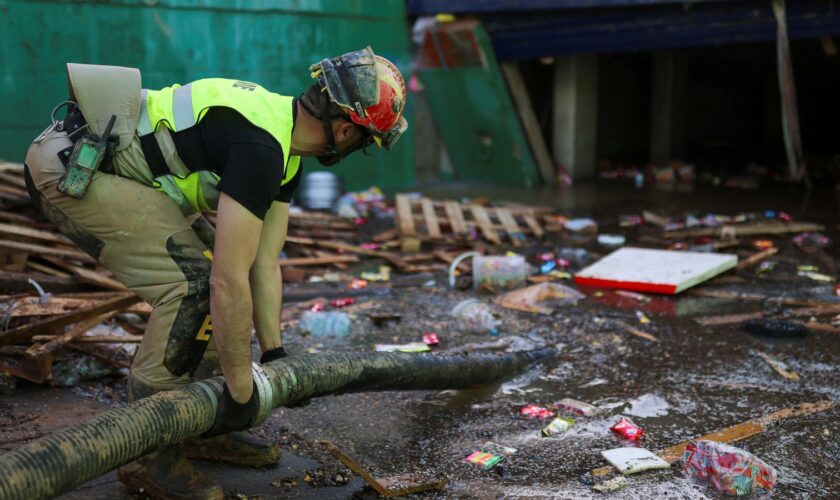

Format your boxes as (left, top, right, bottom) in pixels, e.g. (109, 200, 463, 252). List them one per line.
(574, 247, 738, 295)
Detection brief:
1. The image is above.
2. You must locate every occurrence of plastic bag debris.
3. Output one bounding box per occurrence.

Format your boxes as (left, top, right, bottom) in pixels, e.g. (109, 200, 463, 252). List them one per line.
(564, 218, 597, 232)
(601, 447, 670, 475)
(482, 442, 518, 455)
(300, 311, 351, 338)
(495, 283, 586, 314)
(597, 234, 626, 247)
(741, 318, 808, 339)
(330, 297, 355, 308)
(422, 332, 439, 346)
(554, 398, 600, 417)
(542, 416, 575, 436)
(683, 440, 777, 496)
(520, 404, 555, 420)
(610, 418, 645, 441)
(374, 342, 430, 353)
(464, 451, 503, 470)
(451, 299, 500, 334)
(793, 232, 830, 249)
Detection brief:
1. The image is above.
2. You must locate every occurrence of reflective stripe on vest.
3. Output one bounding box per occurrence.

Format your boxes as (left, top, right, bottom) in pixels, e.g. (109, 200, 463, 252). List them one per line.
(138, 78, 300, 187)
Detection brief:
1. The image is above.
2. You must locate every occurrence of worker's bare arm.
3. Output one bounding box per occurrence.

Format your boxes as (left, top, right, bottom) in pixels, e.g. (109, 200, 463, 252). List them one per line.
(211, 193, 262, 404)
(250, 201, 288, 353)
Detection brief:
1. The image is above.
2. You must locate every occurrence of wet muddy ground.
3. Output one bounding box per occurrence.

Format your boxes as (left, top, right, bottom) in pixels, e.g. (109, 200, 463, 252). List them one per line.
(1, 180, 839, 498)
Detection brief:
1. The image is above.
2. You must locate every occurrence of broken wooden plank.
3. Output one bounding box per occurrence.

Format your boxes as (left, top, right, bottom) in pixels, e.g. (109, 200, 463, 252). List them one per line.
(688, 288, 833, 307)
(695, 303, 840, 326)
(0, 351, 55, 384)
(0, 293, 140, 346)
(0, 222, 73, 246)
(279, 255, 358, 267)
(469, 205, 501, 245)
(521, 213, 544, 238)
(614, 320, 658, 342)
(496, 208, 525, 246)
(0, 239, 95, 264)
(444, 201, 467, 236)
(752, 350, 800, 381)
(665, 222, 824, 239)
(395, 194, 416, 236)
(42, 256, 127, 291)
(0, 270, 84, 293)
(31, 334, 143, 343)
(27, 311, 119, 357)
(421, 198, 441, 239)
(736, 247, 778, 270)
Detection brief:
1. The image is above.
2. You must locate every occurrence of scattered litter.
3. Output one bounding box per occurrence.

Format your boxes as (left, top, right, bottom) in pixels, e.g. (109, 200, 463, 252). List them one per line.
(741, 318, 808, 339)
(367, 312, 402, 327)
(520, 404, 555, 420)
(601, 447, 670, 475)
(465, 451, 503, 470)
(374, 342, 430, 353)
(752, 350, 800, 381)
(349, 279, 368, 289)
(482, 442, 518, 455)
(451, 299, 500, 334)
(330, 297, 355, 308)
(309, 303, 326, 312)
(539, 260, 557, 274)
(798, 270, 834, 282)
(615, 290, 651, 302)
(361, 266, 391, 282)
(564, 218, 597, 232)
(422, 332, 439, 346)
(542, 416, 575, 436)
(495, 282, 586, 314)
(554, 398, 601, 417)
(575, 247, 737, 294)
(683, 440, 777, 496)
(793, 232, 830, 248)
(592, 476, 629, 493)
(752, 239, 774, 250)
(300, 311, 351, 338)
(472, 254, 532, 290)
(610, 418, 645, 441)
(597, 234, 626, 247)
(635, 311, 651, 324)
(619, 214, 643, 227)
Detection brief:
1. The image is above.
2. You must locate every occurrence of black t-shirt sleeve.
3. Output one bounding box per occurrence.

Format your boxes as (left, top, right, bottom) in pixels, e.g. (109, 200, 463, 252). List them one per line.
(216, 142, 285, 220)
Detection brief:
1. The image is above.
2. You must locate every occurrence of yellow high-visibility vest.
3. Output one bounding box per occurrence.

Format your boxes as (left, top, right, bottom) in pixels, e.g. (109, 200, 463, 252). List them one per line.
(138, 78, 300, 213)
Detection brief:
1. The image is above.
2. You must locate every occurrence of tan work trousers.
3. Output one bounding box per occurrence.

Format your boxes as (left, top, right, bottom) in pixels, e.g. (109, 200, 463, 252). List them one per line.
(25, 126, 217, 391)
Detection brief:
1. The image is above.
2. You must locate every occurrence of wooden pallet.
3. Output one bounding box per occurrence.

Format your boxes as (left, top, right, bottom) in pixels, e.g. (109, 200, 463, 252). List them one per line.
(395, 194, 547, 247)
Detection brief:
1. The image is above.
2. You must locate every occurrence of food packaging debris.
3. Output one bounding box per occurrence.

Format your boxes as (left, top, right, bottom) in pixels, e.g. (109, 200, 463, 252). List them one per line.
(300, 311, 352, 338)
(752, 240, 775, 250)
(635, 311, 651, 324)
(482, 442, 518, 455)
(610, 418, 645, 441)
(592, 476, 629, 493)
(797, 265, 819, 272)
(540, 260, 557, 274)
(597, 234, 626, 247)
(778, 211, 793, 222)
(495, 282, 586, 314)
(554, 398, 600, 417)
(547, 271, 572, 280)
(422, 332, 439, 346)
(353, 217, 366, 226)
(564, 218, 598, 232)
(374, 342, 430, 353)
(601, 447, 670, 475)
(519, 404, 555, 420)
(683, 440, 777, 496)
(619, 214, 643, 227)
(330, 297, 355, 308)
(835, 284, 840, 297)
(309, 303, 326, 312)
(349, 279, 369, 289)
(464, 451, 503, 470)
(556, 258, 571, 269)
(361, 266, 391, 282)
(539, 252, 555, 262)
(757, 261, 775, 274)
(615, 290, 651, 303)
(542, 416, 575, 436)
(450, 252, 532, 291)
(792, 232, 830, 248)
(360, 242, 381, 250)
(575, 247, 737, 295)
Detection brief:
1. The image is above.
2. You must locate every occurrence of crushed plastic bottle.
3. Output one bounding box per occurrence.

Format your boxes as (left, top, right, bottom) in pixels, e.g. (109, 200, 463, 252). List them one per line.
(683, 440, 777, 496)
(451, 299, 500, 334)
(300, 311, 351, 338)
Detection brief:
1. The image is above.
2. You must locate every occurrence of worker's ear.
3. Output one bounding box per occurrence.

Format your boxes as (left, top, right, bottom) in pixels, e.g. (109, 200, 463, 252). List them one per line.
(334, 120, 358, 144)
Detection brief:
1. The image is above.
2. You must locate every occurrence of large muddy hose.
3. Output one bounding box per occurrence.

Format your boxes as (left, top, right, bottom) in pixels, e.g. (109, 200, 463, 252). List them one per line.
(0, 348, 555, 499)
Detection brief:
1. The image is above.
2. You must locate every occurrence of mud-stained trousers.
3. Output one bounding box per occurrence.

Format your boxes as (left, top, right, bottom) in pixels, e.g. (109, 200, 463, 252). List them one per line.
(25, 126, 218, 391)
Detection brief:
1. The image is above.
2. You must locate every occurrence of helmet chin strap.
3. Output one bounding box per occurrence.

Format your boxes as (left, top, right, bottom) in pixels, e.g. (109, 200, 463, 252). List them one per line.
(301, 91, 368, 166)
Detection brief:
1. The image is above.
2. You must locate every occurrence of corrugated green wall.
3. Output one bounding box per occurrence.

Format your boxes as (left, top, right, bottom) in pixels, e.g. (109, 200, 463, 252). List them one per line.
(0, 0, 414, 191)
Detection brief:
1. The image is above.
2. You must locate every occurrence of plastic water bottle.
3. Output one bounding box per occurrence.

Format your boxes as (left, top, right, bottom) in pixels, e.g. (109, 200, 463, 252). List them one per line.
(300, 311, 352, 338)
(451, 299, 500, 334)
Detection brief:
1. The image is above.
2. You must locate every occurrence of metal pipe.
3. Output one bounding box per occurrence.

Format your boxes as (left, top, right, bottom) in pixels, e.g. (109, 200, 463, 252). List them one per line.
(0, 349, 555, 499)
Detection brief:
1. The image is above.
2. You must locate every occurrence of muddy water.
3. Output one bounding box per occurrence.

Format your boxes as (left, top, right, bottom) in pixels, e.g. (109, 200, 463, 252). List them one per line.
(3, 181, 839, 498)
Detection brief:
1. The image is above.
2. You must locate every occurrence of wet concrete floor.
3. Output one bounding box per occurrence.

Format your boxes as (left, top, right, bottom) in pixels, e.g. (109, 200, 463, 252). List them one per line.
(1, 180, 839, 498)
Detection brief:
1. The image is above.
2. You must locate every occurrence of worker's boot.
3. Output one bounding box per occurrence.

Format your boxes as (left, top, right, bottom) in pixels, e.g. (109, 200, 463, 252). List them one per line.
(117, 376, 223, 500)
(182, 432, 281, 468)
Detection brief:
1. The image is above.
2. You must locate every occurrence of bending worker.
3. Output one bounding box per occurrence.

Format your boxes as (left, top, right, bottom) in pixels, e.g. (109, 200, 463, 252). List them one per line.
(23, 47, 407, 499)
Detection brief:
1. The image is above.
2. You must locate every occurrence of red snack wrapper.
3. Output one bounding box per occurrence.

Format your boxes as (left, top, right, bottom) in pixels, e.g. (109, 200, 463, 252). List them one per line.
(556, 258, 571, 269)
(309, 303, 325, 312)
(348, 279, 368, 289)
(752, 239, 774, 250)
(778, 212, 793, 222)
(539, 252, 555, 262)
(360, 242, 381, 250)
(353, 217, 367, 226)
(330, 297, 355, 308)
(520, 404, 555, 420)
(422, 332, 439, 346)
(610, 417, 645, 441)
(683, 440, 777, 496)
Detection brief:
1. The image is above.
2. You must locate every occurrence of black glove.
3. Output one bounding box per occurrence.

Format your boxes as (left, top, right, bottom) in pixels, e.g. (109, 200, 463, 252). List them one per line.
(260, 346, 287, 364)
(204, 382, 260, 437)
